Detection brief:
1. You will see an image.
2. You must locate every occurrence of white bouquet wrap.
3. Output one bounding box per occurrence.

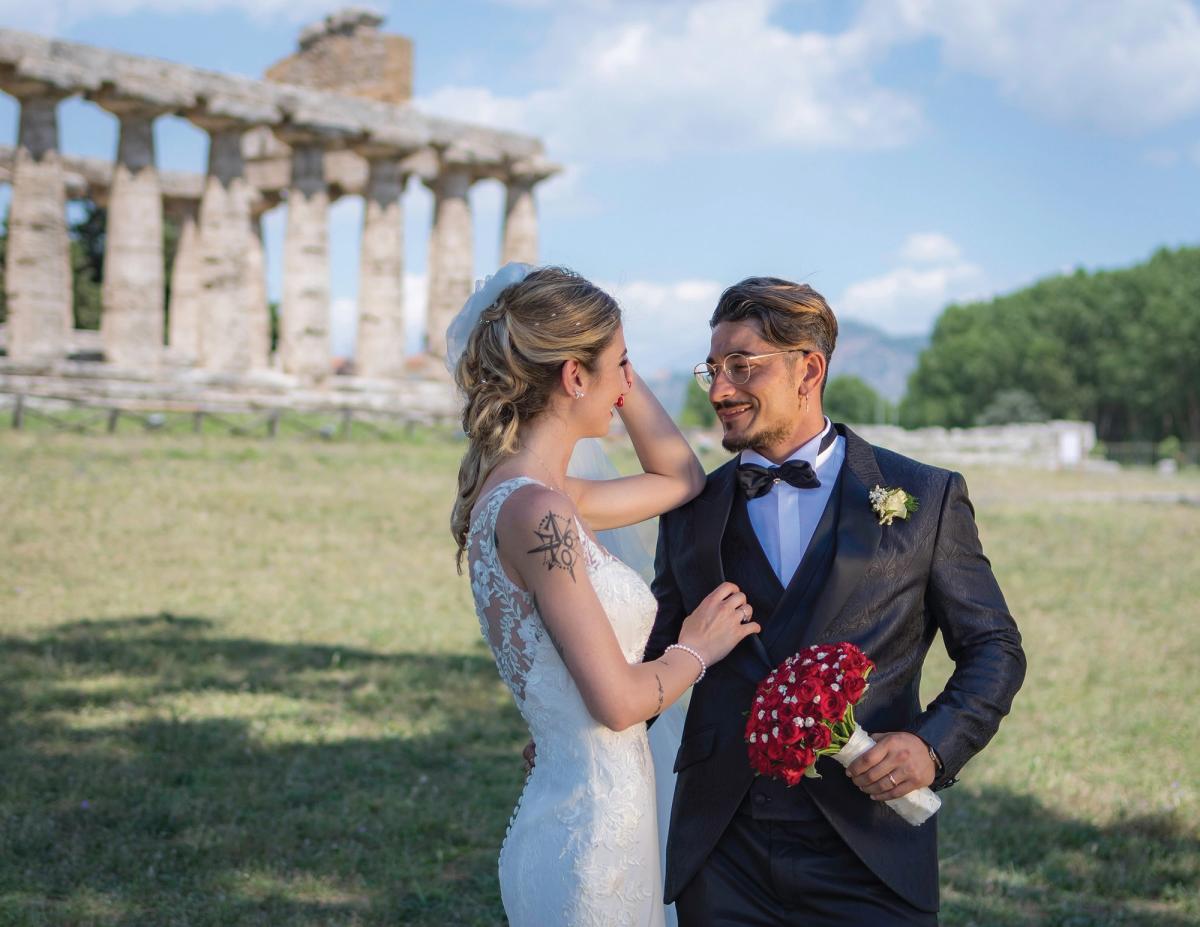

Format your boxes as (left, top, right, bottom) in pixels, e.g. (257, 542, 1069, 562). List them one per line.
(832, 725, 941, 826)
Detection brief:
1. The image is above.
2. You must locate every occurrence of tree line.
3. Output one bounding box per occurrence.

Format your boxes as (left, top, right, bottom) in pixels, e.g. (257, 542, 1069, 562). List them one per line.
(901, 246, 1200, 443)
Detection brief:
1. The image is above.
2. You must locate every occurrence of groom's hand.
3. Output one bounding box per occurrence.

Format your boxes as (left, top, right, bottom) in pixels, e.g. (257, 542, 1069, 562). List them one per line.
(846, 732, 936, 801)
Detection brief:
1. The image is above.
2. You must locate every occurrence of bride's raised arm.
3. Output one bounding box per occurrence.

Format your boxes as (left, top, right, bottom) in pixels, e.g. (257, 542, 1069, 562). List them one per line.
(566, 361, 705, 531)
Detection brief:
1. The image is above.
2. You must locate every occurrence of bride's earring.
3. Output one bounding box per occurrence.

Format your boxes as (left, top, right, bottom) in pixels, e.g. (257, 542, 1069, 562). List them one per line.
(574, 389, 585, 399)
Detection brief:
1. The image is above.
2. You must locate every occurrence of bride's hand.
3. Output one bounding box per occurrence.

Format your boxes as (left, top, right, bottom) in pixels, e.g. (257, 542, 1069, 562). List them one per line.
(616, 357, 636, 408)
(678, 582, 761, 666)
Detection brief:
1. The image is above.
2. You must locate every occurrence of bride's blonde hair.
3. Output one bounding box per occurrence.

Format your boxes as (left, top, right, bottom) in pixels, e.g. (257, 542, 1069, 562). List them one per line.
(451, 266, 621, 571)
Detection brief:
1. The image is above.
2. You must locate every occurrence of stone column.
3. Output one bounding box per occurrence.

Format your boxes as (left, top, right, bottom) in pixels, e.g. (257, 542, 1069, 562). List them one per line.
(165, 199, 202, 365)
(355, 154, 408, 379)
(278, 141, 331, 382)
(424, 157, 475, 359)
(246, 206, 272, 370)
(501, 157, 559, 265)
(192, 118, 258, 373)
(97, 102, 166, 370)
(4, 91, 72, 364)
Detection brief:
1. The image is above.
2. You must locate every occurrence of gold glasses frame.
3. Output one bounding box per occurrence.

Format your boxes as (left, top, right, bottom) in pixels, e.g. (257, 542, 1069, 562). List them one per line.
(693, 349, 809, 389)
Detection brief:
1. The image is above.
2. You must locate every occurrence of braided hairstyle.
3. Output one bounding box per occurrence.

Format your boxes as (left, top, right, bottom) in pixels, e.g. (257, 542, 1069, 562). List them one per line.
(451, 266, 621, 571)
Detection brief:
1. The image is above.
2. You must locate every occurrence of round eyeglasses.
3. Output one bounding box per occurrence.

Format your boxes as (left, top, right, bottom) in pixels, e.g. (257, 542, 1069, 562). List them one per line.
(693, 349, 809, 389)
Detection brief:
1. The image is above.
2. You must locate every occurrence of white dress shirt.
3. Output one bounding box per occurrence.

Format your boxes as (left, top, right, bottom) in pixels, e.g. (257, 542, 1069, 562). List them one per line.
(739, 417, 845, 587)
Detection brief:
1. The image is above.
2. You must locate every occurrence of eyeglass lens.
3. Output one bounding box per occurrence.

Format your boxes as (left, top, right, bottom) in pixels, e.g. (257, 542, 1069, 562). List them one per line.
(694, 353, 754, 388)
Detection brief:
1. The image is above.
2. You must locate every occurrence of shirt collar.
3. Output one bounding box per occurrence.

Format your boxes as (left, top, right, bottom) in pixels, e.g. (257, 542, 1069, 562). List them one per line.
(740, 417, 836, 470)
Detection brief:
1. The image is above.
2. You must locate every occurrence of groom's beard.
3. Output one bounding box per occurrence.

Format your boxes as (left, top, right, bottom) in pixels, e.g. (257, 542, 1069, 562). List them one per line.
(715, 401, 794, 453)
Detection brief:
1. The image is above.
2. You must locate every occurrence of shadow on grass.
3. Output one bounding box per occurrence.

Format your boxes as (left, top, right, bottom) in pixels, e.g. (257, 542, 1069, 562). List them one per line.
(2, 615, 1196, 927)
(939, 784, 1198, 926)
(0, 614, 526, 927)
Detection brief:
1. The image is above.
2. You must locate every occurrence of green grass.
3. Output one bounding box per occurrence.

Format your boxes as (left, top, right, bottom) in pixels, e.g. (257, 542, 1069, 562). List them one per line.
(2, 431, 1198, 926)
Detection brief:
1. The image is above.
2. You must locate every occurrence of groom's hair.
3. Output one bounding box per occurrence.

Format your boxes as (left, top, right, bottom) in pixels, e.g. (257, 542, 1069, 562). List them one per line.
(710, 277, 838, 384)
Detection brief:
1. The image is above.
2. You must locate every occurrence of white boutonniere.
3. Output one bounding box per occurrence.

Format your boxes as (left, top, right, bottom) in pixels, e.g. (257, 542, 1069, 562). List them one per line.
(869, 485, 918, 526)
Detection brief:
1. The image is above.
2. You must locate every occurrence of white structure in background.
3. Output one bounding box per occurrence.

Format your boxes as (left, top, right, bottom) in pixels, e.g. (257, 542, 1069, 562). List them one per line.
(852, 421, 1098, 470)
(0, 10, 559, 417)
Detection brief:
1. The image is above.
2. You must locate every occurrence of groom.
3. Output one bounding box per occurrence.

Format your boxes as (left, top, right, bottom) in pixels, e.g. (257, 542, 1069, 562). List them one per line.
(646, 277, 1026, 925)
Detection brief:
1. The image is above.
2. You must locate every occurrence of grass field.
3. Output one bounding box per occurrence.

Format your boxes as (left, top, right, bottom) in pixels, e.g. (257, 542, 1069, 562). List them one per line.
(2, 430, 1198, 926)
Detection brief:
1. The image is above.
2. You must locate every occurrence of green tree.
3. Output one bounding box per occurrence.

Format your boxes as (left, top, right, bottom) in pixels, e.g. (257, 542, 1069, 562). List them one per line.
(0, 211, 7, 326)
(678, 380, 717, 428)
(824, 375, 891, 424)
(70, 199, 106, 330)
(901, 246, 1200, 442)
(975, 389, 1048, 426)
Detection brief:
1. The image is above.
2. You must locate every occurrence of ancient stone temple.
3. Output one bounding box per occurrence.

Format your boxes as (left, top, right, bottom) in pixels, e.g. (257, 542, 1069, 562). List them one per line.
(0, 9, 559, 415)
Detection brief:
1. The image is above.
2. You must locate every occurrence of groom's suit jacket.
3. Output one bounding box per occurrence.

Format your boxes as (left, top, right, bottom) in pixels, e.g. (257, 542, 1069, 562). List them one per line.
(645, 424, 1026, 911)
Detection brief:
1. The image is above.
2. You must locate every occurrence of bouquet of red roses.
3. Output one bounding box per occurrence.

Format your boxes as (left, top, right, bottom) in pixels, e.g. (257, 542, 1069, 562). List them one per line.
(745, 642, 940, 826)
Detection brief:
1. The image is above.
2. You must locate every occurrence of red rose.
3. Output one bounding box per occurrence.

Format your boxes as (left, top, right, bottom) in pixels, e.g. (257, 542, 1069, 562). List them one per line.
(779, 719, 805, 745)
(794, 677, 822, 702)
(808, 723, 832, 751)
(818, 689, 848, 721)
(842, 673, 866, 702)
(781, 766, 803, 787)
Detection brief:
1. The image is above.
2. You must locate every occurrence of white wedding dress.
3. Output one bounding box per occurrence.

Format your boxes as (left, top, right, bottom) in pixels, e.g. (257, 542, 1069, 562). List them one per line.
(468, 477, 666, 927)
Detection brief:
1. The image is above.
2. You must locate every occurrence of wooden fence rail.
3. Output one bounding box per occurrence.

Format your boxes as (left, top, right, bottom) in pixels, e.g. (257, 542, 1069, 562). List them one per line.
(3, 394, 457, 442)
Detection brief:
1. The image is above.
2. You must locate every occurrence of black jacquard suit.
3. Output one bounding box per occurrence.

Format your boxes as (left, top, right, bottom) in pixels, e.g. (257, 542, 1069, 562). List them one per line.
(646, 424, 1026, 920)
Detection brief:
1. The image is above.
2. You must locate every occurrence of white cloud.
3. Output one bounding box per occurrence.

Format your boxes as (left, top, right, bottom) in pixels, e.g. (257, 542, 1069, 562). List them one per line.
(0, 0, 335, 33)
(898, 232, 962, 264)
(862, 0, 1200, 133)
(605, 278, 724, 376)
(420, 0, 923, 161)
(330, 296, 357, 359)
(328, 272, 428, 359)
(838, 233, 984, 335)
(404, 272, 429, 356)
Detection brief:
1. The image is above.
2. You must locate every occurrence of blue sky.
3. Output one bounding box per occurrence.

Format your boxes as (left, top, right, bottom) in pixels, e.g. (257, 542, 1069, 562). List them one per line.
(1, 0, 1198, 377)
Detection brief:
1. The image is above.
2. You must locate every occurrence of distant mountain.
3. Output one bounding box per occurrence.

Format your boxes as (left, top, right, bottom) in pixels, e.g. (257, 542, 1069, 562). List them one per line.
(829, 320, 927, 401)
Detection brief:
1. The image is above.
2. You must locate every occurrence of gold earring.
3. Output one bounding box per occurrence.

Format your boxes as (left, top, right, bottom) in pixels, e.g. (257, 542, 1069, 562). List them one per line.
(802, 393, 809, 412)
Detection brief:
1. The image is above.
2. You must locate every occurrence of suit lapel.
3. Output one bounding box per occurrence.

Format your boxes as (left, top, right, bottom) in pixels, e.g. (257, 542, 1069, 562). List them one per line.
(693, 458, 774, 683)
(783, 424, 885, 655)
(691, 458, 737, 585)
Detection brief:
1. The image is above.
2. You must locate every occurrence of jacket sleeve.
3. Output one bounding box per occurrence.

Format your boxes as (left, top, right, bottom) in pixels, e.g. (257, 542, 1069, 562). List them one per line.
(644, 510, 687, 665)
(908, 471, 1027, 789)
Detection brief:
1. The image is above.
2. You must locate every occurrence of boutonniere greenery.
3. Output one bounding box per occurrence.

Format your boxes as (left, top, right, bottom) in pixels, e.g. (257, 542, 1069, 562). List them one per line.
(869, 485, 918, 526)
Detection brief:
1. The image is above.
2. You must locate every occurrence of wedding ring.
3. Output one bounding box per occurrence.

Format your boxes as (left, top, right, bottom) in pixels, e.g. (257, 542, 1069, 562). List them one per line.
(738, 605, 751, 624)
(887, 773, 898, 788)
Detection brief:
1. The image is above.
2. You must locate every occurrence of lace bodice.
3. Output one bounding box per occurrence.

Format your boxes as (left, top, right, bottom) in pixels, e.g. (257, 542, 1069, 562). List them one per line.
(466, 476, 665, 927)
(468, 477, 657, 708)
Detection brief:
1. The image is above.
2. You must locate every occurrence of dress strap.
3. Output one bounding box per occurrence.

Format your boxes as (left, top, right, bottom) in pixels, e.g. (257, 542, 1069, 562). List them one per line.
(470, 476, 546, 541)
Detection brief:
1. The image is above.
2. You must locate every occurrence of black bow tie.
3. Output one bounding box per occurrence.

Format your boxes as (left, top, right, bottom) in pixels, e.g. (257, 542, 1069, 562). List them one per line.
(737, 460, 821, 499)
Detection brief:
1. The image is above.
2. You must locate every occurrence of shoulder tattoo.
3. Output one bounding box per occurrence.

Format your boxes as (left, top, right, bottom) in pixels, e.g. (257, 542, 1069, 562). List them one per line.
(527, 510, 580, 582)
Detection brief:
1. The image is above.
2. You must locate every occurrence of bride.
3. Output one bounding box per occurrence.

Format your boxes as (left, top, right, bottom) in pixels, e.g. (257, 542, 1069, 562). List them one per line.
(450, 265, 758, 926)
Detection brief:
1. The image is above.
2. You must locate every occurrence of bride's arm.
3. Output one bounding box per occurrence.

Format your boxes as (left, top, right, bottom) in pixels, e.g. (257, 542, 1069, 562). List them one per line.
(567, 364, 705, 531)
(499, 486, 756, 731)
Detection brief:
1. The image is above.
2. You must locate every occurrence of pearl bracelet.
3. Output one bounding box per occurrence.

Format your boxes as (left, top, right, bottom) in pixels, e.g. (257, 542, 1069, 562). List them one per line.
(664, 643, 707, 684)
